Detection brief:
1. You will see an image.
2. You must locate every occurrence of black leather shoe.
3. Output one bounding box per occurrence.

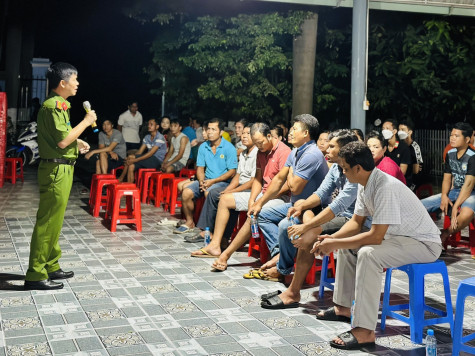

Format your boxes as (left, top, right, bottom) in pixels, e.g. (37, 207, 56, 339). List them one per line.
(24, 279, 64, 290)
(48, 269, 74, 280)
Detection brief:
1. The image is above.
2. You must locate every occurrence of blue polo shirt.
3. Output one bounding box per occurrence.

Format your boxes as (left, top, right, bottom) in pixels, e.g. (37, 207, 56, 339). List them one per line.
(197, 138, 238, 180)
(285, 140, 328, 203)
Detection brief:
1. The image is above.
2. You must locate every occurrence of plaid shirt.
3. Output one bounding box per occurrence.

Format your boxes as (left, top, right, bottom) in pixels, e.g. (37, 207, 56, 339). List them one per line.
(355, 169, 440, 244)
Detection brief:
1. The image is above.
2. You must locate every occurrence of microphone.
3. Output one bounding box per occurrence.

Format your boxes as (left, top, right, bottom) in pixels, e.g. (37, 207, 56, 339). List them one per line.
(82, 101, 99, 133)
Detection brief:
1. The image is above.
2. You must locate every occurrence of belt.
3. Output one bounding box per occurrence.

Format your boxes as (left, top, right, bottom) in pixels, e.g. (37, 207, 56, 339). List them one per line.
(42, 158, 76, 166)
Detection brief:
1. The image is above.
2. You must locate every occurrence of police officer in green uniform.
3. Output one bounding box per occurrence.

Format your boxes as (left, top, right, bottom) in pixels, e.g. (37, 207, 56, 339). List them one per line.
(24, 62, 97, 290)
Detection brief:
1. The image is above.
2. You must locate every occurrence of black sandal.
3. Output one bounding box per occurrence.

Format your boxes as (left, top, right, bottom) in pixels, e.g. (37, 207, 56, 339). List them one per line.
(329, 331, 375, 350)
(316, 307, 351, 322)
(260, 290, 282, 301)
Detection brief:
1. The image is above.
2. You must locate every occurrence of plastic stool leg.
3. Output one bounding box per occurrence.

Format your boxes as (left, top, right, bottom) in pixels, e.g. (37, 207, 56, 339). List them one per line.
(380, 268, 393, 331)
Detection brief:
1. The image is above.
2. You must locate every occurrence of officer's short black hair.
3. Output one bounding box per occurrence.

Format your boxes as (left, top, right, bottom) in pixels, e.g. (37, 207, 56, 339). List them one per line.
(47, 62, 77, 90)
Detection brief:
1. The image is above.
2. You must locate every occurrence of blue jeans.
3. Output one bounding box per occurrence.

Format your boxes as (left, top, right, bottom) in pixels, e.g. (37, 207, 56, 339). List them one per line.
(421, 188, 475, 214)
(257, 203, 294, 258)
(276, 216, 350, 275)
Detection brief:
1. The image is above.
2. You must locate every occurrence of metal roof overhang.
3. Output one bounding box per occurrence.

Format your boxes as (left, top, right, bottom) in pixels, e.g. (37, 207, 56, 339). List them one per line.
(250, 0, 475, 17)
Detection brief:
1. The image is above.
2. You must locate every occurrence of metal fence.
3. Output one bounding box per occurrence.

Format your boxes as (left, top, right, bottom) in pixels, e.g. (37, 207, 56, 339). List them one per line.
(415, 129, 450, 178)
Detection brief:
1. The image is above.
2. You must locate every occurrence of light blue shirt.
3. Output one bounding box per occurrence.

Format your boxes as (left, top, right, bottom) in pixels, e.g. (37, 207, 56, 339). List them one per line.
(314, 164, 357, 219)
(285, 140, 328, 204)
(197, 138, 238, 180)
(142, 132, 167, 162)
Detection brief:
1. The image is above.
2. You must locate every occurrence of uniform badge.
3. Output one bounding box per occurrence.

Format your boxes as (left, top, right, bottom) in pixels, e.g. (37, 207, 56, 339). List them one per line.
(462, 163, 467, 171)
(220, 154, 225, 159)
(55, 101, 69, 111)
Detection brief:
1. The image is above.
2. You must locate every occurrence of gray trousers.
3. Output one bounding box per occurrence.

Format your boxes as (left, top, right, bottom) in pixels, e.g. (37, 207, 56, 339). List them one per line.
(333, 235, 442, 330)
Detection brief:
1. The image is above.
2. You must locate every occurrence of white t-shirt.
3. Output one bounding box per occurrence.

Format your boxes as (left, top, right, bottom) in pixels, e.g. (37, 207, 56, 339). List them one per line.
(118, 110, 143, 143)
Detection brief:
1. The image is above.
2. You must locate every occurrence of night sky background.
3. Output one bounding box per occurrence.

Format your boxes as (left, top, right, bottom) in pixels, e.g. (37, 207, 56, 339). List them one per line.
(32, 0, 158, 127)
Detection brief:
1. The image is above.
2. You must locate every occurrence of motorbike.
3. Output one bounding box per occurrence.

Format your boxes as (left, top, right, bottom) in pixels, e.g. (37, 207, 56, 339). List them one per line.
(6, 122, 40, 167)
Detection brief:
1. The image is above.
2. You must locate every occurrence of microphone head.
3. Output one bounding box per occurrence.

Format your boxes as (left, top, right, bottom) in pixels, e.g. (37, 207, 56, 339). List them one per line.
(83, 101, 91, 111)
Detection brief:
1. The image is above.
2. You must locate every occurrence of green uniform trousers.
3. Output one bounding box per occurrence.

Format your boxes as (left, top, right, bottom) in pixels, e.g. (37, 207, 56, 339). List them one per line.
(25, 161, 74, 281)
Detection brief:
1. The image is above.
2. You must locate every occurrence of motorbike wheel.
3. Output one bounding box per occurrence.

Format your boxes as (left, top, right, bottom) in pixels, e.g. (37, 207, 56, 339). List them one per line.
(21, 149, 33, 167)
(5, 148, 19, 158)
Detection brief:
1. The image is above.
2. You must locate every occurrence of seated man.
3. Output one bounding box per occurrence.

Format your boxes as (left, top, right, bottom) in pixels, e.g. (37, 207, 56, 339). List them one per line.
(311, 141, 441, 350)
(422, 122, 475, 246)
(189, 122, 257, 248)
(259, 129, 359, 293)
(249, 114, 329, 277)
(118, 118, 167, 182)
(174, 117, 237, 234)
(161, 118, 191, 173)
(84, 119, 127, 174)
(211, 122, 292, 270)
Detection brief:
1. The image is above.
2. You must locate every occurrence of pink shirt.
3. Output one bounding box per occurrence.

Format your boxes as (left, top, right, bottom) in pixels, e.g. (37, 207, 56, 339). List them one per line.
(256, 141, 291, 193)
(376, 156, 406, 185)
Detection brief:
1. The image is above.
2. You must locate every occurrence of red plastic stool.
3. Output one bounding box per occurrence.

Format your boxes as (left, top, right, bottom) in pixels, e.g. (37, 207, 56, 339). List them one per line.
(165, 177, 188, 215)
(110, 165, 124, 177)
(89, 174, 115, 206)
(248, 228, 270, 263)
(5, 157, 24, 184)
(135, 168, 156, 187)
(443, 215, 475, 257)
(179, 168, 196, 178)
(106, 183, 142, 232)
(303, 252, 336, 285)
(193, 196, 205, 224)
(149, 173, 175, 207)
(105, 183, 136, 219)
(140, 170, 159, 203)
(89, 177, 119, 217)
(231, 212, 248, 240)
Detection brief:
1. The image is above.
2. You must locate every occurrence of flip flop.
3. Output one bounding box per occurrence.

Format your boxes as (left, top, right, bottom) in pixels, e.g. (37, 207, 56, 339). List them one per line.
(316, 307, 351, 323)
(329, 331, 375, 350)
(243, 268, 261, 279)
(184, 234, 204, 243)
(157, 218, 179, 226)
(252, 269, 283, 282)
(261, 295, 299, 309)
(211, 261, 227, 272)
(190, 248, 220, 258)
(174, 225, 193, 234)
(260, 290, 282, 301)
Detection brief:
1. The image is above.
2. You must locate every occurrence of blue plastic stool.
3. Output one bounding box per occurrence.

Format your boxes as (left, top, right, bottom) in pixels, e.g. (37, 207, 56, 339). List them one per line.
(318, 255, 335, 299)
(380, 260, 454, 344)
(452, 277, 475, 356)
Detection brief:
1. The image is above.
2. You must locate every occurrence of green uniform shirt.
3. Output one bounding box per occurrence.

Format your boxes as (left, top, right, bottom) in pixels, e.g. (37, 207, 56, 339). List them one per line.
(37, 91, 78, 160)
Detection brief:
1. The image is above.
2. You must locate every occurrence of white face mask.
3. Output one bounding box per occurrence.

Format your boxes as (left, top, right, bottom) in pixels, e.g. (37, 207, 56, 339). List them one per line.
(382, 129, 394, 140)
(398, 130, 408, 140)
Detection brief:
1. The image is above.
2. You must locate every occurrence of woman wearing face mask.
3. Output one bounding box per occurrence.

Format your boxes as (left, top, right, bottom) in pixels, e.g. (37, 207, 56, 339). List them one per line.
(381, 119, 412, 181)
(366, 131, 406, 184)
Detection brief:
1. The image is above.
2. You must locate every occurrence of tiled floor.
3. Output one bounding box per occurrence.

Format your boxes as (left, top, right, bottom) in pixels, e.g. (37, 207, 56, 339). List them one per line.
(0, 168, 474, 356)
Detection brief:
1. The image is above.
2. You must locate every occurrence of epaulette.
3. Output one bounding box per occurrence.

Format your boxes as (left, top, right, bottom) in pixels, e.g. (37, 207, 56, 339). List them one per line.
(55, 101, 69, 111)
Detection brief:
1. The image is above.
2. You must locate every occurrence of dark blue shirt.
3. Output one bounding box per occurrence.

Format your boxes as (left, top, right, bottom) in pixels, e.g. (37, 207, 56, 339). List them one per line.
(285, 140, 328, 204)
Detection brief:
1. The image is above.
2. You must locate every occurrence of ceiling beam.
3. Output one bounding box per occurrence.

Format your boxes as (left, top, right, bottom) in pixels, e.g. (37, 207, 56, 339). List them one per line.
(249, 0, 475, 17)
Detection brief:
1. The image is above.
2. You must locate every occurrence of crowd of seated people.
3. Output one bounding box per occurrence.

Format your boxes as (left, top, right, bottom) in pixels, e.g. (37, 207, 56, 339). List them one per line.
(171, 115, 474, 350)
(80, 111, 474, 350)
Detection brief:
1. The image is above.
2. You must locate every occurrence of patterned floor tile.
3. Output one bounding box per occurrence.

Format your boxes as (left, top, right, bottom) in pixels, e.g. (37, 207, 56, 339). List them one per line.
(99, 331, 145, 348)
(1, 173, 473, 355)
(6, 342, 52, 356)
